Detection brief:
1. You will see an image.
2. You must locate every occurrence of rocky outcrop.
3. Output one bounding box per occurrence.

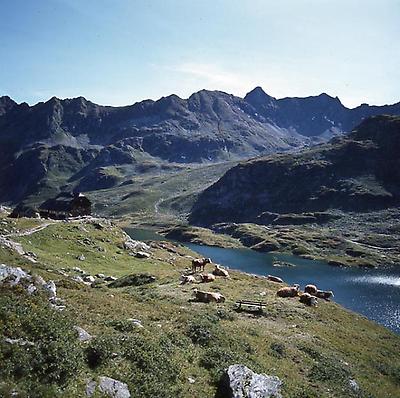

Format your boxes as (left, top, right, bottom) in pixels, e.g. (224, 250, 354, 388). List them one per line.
(217, 364, 282, 398)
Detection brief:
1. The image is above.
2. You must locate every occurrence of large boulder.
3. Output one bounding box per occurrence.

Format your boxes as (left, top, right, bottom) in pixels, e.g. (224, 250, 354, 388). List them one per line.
(0, 264, 31, 286)
(217, 364, 282, 398)
(86, 376, 130, 398)
(123, 237, 150, 252)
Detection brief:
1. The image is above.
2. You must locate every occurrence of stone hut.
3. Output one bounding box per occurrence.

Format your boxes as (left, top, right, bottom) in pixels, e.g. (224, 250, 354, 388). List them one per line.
(39, 192, 91, 219)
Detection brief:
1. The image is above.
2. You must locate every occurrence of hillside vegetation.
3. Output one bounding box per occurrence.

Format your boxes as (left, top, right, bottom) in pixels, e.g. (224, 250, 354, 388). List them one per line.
(0, 212, 399, 397)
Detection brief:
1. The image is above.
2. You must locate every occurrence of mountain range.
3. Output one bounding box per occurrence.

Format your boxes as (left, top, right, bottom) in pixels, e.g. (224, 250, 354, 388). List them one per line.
(1, 88, 400, 204)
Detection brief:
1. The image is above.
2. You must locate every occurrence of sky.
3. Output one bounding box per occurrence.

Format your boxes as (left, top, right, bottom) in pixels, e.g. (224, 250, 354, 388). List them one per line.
(0, 0, 399, 108)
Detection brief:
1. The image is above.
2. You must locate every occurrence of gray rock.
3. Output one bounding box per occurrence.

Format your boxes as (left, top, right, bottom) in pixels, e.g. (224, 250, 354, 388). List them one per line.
(77, 254, 86, 261)
(123, 238, 150, 252)
(218, 364, 282, 398)
(0, 264, 31, 286)
(86, 377, 130, 398)
(83, 275, 95, 283)
(104, 276, 117, 282)
(127, 318, 143, 328)
(27, 283, 37, 295)
(349, 379, 360, 393)
(96, 273, 106, 278)
(86, 380, 97, 397)
(4, 337, 35, 346)
(134, 251, 151, 259)
(71, 275, 85, 284)
(73, 266, 85, 273)
(74, 326, 93, 342)
(44, 280, 57, 298)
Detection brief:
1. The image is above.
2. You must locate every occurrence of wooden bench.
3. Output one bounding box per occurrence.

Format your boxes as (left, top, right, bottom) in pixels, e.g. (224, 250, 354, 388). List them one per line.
(235, 300, 266, 312)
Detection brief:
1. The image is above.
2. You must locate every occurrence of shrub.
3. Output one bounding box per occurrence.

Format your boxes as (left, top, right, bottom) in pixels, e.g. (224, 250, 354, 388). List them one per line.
(269, 341, 286, 358)
(0, 286, 83, 391)
(86, 334, 118, 368)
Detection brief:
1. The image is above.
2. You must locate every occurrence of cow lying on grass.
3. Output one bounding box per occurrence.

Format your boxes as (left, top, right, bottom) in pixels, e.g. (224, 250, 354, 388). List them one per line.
(305, 284, 334, 301)
(277, 284, 300, 298)
(212, 264, 230, 278)
(192, 288, 225, 303)
(299, 292, 318, 307)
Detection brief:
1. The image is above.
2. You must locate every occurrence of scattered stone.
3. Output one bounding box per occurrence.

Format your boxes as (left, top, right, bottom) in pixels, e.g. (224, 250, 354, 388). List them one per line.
(43, 280, 57, 298)
(77, 254, 86, 261)
(349, 379, 360, 393)
(188, 376, 196, 384)
(73, 266, 85, 273)
(74, 326, 93, 342)
(127, 318, 143, 328)
(27, 284, 37, 295)
(218, 364, 282, 398)
(71, 275, 85, 284)
(86, 377, 131, 398)
(134, 251, 151, 259)
(4, 337, 35, 346)
(95, 273, 106, 278)
(104, 276, 117, 282)
(83, 275, 95, 283)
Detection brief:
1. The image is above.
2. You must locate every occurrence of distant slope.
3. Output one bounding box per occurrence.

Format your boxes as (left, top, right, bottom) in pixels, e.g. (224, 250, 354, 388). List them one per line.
(1, 87, 400, 204)
(189, 115, 400, 225)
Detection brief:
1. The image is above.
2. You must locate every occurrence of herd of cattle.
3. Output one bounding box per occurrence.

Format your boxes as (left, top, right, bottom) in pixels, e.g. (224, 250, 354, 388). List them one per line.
(182, 257, 334, 307)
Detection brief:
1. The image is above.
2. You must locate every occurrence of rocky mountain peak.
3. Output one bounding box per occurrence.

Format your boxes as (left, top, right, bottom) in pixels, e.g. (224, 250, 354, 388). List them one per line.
(0, 96, 18, 116)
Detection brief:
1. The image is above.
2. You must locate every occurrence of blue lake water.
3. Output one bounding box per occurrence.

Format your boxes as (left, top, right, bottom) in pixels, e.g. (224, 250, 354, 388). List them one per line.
(125, 228, 400, 334)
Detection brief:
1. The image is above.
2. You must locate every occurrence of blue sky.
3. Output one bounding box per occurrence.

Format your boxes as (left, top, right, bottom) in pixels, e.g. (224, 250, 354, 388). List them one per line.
(1, 0, 399, 107)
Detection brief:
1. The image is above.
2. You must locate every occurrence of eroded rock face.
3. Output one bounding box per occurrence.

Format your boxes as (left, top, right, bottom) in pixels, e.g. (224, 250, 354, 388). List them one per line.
(86, 376, 130, 398)
(217, 364, 282, 398)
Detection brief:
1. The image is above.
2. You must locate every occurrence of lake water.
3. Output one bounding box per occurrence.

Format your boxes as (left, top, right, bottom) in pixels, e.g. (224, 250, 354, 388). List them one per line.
(125, 228, 400, 334)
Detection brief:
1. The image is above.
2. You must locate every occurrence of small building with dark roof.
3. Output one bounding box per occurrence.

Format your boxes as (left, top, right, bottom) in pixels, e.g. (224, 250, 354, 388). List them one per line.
(39, 192, 92, 219)
(9, 203, 40, 219)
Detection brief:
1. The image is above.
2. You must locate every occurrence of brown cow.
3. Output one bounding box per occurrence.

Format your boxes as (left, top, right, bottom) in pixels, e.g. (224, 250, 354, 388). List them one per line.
(193, 289, 225, 303)
(212, 264, 230, 278)
(267, 275, 284, 283)
(199, 273, 216, 283)
(192, 257, 212, 272)
(299, 293, 318, 307)
(277, 284, 300, 298)
(304, 284, 318, 295)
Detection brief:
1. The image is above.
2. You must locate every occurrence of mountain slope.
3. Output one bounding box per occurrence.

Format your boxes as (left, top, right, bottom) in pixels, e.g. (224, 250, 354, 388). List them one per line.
(189, 115, 400, 225)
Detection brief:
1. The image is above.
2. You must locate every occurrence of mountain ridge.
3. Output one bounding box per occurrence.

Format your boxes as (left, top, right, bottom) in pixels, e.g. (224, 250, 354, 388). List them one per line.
(1, 88, 400, 205)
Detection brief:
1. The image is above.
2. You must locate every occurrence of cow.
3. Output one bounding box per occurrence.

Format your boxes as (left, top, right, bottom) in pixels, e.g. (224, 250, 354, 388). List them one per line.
(267, 275, 284, 283)
(299, 293, 318, 307)
(315, 290, 334, 301)
(180, 274, 197, 285)
(277, 284, 300, 298)
(192, 288, 225, 303)
(304, 284, 318, 295)
(199, 273, 216, 283)
(192, 257, 212, 273)
(212, 264, 230, 278)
